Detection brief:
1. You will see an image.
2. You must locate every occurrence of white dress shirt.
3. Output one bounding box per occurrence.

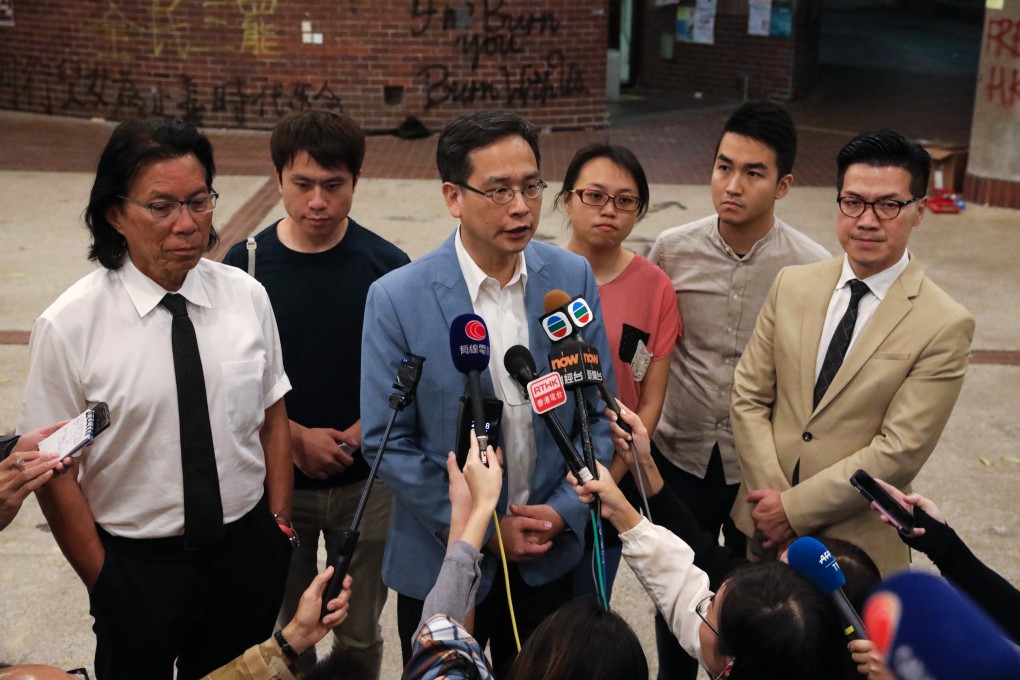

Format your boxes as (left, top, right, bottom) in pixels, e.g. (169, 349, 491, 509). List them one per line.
(454, 230, 536, 506)
(18, 258, 291, 538)
(814, 251, 911, 380)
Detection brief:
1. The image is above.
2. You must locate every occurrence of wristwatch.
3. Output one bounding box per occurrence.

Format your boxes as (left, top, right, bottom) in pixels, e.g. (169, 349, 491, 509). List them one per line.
(273, 629, 303, 664)
(0, 434, 20, 462)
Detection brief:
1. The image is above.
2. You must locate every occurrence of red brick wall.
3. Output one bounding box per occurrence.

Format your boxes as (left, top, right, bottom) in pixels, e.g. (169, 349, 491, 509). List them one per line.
(638, 1, 819, 101)
(0, 0, 608, 131)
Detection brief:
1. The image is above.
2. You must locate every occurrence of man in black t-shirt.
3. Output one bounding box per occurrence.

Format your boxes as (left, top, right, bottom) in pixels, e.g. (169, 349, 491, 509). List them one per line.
(223, 111, 409, 678)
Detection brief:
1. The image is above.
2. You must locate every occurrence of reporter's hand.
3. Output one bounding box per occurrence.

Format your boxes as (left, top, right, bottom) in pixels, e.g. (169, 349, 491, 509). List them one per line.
(463, 430, 502, 515)
(281, 567, 353, 656)
(293, 426, 356, 479)
(568, 461, 643, 533)
(849, 639, 895, 680)
(873, 478, 945, 538)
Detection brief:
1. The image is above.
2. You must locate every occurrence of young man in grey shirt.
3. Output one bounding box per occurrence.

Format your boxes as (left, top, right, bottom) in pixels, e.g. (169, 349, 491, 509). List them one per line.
(648, 102, 830, 680)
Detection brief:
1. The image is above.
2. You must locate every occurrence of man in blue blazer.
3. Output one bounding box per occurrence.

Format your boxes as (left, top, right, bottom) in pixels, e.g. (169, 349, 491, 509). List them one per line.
(361, 110, 615, 674)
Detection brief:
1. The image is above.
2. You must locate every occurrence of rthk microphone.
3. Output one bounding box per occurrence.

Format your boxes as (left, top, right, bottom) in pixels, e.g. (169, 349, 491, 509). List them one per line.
(503, 345, 593, 484)
(787, 536, 867, 641)
(450, 313, 491, 464)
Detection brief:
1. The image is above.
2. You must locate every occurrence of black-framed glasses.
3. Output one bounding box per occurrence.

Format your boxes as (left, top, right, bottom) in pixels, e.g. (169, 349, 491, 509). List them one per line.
(118, 192, 219, 221)
(459, 180, 547, 205)
(695, 594, 720, 638)
(836, 195, 921, 220)
(573, 188, 642, 212)
(66, 669, 91, 679)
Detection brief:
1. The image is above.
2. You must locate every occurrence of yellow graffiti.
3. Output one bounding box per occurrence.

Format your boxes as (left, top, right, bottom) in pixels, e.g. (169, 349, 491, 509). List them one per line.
(237, 0, 279, 56)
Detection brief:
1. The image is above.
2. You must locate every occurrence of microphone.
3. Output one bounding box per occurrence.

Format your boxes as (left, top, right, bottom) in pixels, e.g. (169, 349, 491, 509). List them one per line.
(864, 571, 1020, 680)
(787, 536, 867, 641)
(503, 345, 593, 483)
(541, 289, 626, 429)
(450, 314, 491, 464)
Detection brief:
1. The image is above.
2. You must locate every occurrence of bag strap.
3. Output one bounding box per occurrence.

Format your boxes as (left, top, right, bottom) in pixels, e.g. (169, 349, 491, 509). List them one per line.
(246, 236, 257, 276)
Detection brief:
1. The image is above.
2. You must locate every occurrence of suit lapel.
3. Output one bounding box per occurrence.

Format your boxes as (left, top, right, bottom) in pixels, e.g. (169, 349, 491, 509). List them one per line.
(813, 260, 922, 413)
(801, 259, 842, 416)
(431, 231, 497, 396)
(524, 243, 554, 367)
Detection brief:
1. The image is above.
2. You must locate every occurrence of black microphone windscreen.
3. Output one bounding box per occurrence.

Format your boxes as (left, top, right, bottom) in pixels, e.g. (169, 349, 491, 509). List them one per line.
(450, 313, 490, 374)
(504, 344, 537, 383)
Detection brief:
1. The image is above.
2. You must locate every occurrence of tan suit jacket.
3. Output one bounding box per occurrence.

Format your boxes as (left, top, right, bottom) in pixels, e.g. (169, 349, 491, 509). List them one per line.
(730, 256, 974, 574)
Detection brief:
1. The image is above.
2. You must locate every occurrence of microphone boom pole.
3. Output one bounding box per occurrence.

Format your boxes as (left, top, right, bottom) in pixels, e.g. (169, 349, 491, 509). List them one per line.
(320, 352, 425, 618)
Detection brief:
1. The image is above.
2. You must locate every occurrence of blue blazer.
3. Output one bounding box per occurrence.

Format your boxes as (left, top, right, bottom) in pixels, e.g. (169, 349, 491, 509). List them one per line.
(360, 231, 616, 600)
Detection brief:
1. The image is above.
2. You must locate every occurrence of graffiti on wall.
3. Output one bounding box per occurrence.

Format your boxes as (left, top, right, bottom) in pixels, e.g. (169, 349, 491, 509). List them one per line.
(0, 56, 344, 125)
(984, 17, 1020, 108)
(410, 0, 589, 110)
(83, 0, 280, 60)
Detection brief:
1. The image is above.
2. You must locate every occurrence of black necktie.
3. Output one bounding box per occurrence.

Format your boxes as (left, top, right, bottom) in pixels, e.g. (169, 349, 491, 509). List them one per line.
(813, 279, 870, 409)
(160, 293, 224, 550)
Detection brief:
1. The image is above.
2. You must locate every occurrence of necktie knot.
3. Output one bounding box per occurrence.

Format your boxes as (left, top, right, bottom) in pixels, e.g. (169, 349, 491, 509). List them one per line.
(160, 293, 188, 318)
(848, 279, 870, 304)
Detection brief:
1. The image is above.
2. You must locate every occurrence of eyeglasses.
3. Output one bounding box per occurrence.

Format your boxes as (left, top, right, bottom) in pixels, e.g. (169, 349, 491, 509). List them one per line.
(67, 669, 91, 679)
(459, 180, 547, 205)
(119, 193, 219, 221)
(696, 594, 720, 638)
(836, 195, 921, 220)
(573, 188, 642, 212)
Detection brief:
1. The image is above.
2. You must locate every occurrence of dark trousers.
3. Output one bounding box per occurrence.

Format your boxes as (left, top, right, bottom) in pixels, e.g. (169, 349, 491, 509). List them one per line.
(88, 495, 292, 680)
(398, 562, 573, 679)
(651, 441, 744, 680)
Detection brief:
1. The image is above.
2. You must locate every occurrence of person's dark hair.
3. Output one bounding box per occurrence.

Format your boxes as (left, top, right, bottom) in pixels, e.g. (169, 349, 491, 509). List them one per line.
(836, 128, 931, 197)
(716, 101, 798, 180)
(505, 598, 648, 680)
(554, 143, 650, 220)
(86, 118, 218, 269)
(718, 562, 851, 680)
(270, 110, 366, 178)
(817, 535, 882, 612)
(436, 110, 540, 186)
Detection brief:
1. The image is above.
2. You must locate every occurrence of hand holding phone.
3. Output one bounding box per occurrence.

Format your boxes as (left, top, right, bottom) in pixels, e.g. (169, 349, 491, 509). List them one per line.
(850, 469, 916, 535)
(37, 403, 111, 458)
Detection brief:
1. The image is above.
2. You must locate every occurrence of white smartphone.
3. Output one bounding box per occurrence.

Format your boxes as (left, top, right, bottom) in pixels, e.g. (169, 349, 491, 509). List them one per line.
(38, 403, 111, 458)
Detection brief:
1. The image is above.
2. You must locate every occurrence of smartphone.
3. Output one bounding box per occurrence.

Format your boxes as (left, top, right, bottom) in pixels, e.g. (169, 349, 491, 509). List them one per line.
(454, 396, 503, 470)
(38, 402, 111, 458)
(850, 469, 916, 534)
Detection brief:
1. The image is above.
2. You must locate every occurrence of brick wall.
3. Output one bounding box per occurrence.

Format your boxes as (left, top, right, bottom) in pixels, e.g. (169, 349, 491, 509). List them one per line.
(638, 0, 820, 102)
(0, 0, 608, 131)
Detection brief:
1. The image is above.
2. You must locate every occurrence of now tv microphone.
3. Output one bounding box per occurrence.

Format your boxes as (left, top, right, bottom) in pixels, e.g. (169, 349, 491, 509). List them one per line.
(503, 345, 593, 484)
(548, 339, 604, 388)
(864, 571, 1020, 680)
(450, 313, 491, 462)
(542, 289, 626, 430)
(787, 536, 867, 641)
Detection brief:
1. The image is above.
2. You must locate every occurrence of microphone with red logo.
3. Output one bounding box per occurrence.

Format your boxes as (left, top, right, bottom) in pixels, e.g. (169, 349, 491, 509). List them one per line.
(450, 313, 491, 465)
(503, 344, 593, 484)
(864, 571, 1020, 680)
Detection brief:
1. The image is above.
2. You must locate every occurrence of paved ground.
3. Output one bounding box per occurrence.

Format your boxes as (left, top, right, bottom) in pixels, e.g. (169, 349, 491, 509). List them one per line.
(2, 4, 1017, 679)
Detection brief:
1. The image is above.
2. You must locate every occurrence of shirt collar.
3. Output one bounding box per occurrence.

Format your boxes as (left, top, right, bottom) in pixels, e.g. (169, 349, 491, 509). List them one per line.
(837, 250, 910, 301)
(454, 227, 528, 303)
(116, 257, 212, 318)
(709, 214, 780, 260)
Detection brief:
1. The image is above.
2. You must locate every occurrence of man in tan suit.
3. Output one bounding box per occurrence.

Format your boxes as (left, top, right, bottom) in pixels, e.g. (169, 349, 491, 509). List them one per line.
(730, 129, 974, 574)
